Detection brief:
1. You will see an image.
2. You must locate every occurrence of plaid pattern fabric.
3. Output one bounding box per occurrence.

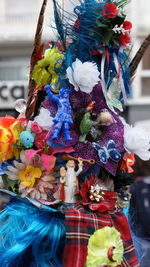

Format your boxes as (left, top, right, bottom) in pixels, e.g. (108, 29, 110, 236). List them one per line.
(62, 204, 139, 267)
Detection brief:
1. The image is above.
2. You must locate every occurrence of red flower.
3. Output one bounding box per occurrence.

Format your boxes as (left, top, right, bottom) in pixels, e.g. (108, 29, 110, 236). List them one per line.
(120, 33, 131, 46)
(34, 131, 48, 149)
(80, 175, 117, 212)
(102, 3, 118, 19)
(123, 21, 132, 31)
(31, 122, 43, 134)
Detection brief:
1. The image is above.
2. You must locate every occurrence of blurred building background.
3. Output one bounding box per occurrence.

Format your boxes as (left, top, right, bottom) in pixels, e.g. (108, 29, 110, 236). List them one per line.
(0, 0, 150, 127)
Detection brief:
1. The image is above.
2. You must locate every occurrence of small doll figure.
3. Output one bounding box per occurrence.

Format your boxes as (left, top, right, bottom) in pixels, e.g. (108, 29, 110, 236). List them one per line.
(59, 159, 83, 203)
(45, 85, 73, 141)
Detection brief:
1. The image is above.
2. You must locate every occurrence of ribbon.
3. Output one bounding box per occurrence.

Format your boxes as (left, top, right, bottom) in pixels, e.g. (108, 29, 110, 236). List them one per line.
(113, 52, 127, 104)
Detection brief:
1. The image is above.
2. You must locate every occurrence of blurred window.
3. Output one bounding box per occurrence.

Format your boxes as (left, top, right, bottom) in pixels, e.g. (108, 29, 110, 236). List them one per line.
(6, 0, 38, 20)
(0, 57, 29, 81)
(140, 42, 150, 97)
(142, 46, 150, 70)
(138, 0, 150, 30)
(141, 78, 150, 96)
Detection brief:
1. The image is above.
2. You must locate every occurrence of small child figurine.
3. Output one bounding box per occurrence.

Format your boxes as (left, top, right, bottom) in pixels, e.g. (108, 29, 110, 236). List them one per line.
(45, 85, 73, 141)
(59, 159, 83, 203)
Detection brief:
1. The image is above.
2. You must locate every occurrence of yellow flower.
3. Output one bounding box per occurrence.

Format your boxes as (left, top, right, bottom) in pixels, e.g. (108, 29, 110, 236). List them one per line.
(32, 47, 63, 88)
(86, 226, 124, 267)
(0, 117, 23, 162)
(19, 165, 42, 188)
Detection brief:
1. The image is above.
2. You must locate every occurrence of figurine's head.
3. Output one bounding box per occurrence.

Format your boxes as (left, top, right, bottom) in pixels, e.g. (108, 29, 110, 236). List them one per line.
(59, 88, 71, 98)
(66, 160, 75, 168)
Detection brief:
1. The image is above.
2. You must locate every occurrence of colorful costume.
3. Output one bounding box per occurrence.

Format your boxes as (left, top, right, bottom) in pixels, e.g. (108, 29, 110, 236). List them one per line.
(0, 0, 150, 266)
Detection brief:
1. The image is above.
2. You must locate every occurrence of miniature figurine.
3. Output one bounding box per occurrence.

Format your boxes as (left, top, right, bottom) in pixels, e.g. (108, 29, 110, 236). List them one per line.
(45, 85, 73, 141)
(59, 159, 83, 203)
(19, 130, 34, 148)
(98, 109, 115, 126)
(77, 102, 104, 142)
(79, 101, 95, 142)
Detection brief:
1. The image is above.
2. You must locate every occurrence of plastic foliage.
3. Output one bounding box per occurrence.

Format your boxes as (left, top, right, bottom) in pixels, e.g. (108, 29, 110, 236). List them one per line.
(0, 197, 65, 267)
(86, 226, 124, 267)
(32, 47, 63, 88)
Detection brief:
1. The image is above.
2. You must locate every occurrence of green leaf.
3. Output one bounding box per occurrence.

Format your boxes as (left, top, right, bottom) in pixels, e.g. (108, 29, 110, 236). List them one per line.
(2, 174, 18, 193)
(96, 19, 108, 28)
(102, 30, 114, 44)
(113, 0, 130, 8)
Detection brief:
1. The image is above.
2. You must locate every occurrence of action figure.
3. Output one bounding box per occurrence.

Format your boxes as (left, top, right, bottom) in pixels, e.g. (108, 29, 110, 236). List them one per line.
(45, 85, 73, 141)
(59, 159, 83, 203)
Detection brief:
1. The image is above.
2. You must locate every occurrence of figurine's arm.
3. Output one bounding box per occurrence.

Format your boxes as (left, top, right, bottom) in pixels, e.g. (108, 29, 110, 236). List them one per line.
(44, 85, 59, 103)
(76, 158, 83, 176)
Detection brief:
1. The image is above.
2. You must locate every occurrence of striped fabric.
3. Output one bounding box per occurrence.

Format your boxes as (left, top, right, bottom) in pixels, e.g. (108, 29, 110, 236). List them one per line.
(62, 204, 139, 267)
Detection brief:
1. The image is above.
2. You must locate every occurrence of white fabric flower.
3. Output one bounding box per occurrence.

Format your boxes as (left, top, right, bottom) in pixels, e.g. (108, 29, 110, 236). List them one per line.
(123, 122, 150, 160)
(34, 107, 53, 130)
(66, 59, 100, 94)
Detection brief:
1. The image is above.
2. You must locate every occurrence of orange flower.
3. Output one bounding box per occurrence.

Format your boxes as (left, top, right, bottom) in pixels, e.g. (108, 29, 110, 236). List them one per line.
(120, 153, 135, 173)
(0, 116, 25, 162)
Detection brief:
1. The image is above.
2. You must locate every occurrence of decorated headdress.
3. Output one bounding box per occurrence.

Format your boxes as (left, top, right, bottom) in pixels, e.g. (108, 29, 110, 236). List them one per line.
(0, 0, 149, 266)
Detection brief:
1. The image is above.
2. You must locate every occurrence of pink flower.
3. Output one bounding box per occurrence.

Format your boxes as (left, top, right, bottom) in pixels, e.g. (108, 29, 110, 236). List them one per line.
(102, 3, 118, 19)
(20, 120, 28, 128)
(123, 21, 132, 31)
(120, 33, 131, 46)
(31, 122, 43, 134)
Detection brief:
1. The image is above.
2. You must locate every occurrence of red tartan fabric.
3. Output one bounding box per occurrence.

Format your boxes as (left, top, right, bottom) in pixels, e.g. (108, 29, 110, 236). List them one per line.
(62, 204, 139, 267)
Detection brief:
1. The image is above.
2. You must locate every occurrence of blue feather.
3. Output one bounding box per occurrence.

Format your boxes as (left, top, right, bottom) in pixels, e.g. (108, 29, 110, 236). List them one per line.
(52, 0, 66, 48)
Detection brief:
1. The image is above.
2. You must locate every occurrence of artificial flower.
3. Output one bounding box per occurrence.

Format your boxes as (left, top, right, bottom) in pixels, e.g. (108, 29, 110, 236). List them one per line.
(120, 33, 131, 46)
(102, 3, 118, 19)
(0, 176, 4, 188)
(0, 116, 24, 162)
(80, 175, 117, 212)
(86, 226, 124, 267)
(31, 122, 43, 134)
(120, 153, 135, 173)
(33, 107, 54, 130)
(34, 131, 49, 150)
(32, 47, 63, 88)
(26, 147, 74, 172)
(19, 173, 55, 200)
(19, 165, 41, 188)
(0, 160, 13, 176)
(66, 59, 100, 94)
(123, 21, 132, 31)
(6, 151, 55, 201)
(123, 122, 150, 160)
